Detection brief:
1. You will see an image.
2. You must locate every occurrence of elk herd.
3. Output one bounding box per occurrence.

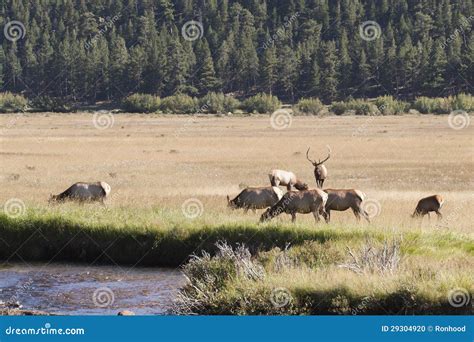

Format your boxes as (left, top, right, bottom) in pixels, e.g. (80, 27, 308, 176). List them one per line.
(227, 146, 445, 224)
(47, 146, 445, 224)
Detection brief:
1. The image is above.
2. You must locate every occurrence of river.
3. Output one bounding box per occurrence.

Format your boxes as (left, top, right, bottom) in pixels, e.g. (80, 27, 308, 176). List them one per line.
(0, 262, 186, 315)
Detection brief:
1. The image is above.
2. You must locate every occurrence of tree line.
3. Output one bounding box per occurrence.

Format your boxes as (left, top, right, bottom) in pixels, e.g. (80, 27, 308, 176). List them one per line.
(1, 0, 473, 104)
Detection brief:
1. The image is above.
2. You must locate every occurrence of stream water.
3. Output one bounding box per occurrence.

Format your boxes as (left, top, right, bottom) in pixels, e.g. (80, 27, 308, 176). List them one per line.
(0, 262, 185, 315)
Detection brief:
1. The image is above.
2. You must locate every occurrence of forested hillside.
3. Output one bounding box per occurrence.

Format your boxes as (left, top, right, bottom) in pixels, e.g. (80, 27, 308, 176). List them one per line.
(1, 0, 473, 104)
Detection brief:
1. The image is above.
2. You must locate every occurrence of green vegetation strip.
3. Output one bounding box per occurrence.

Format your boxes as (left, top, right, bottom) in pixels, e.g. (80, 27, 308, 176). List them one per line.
(0, 209, 472, 267)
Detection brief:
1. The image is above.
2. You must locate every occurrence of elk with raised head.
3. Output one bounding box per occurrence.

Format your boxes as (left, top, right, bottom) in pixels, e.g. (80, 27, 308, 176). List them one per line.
(412, 195, 444, 220)
(322, 189, 371, 223)
(227, 186, 283, 213)
(49, 182, 111, 205)
(306, 146, 331, 188)
(260, 189, 328, 223)
(268, 169, 308, 191)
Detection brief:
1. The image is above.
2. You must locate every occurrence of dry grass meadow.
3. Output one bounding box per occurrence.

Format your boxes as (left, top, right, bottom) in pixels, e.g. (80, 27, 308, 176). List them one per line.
(1, 113, 472, 233)
(1, 112, 473, 314)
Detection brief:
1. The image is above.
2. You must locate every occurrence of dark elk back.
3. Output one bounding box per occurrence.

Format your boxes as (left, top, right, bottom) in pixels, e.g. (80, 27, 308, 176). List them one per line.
(306, 146, 331, 188)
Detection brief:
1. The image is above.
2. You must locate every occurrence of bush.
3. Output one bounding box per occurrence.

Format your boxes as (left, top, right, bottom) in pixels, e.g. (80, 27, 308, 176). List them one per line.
(293, 98, 325, 115)
(450, 93, 474, 112)
(412, 94, 474, 114)
(0, 92, 28, 113)
(411, 97, 451, 114)
(122, 93, 161, 113)
(329, 102, 347, 115)
(374, 96, 409, 115)
(330, 99, 379, 115)
(30, 96, 72, 112)
(241, 93, 281, 114)
(199, 93, 240, 114)
(160, 94, 198, 114)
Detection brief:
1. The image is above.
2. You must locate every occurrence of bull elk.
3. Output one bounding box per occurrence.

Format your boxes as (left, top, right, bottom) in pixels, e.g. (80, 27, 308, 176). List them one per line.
(49, 182, 111, 205)
(323, 189, 371, 223)
(269, 169, 308, 191)
(412, 195, 444, 220)
(227, 186, 283, 213)
(306, 146, 331, 188)
(260, 189, 328, 223)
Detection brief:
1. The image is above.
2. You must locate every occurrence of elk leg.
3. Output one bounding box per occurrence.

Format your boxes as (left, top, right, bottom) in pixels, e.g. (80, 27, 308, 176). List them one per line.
(312, 210, 320, 223)
(325, 209, 331, 223)
(291, 213, 296, 222)
(319, 207, 329, 223)
(352, 208, 361, 221)
(435, 210, 442, 220)
(252, 208, 257, 214)
(244, 207, 249, 214)
(361, 209, 371, 223)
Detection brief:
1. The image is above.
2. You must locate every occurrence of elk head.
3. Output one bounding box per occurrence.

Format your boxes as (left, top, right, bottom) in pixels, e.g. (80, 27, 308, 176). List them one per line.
(306, 146, 331, 188)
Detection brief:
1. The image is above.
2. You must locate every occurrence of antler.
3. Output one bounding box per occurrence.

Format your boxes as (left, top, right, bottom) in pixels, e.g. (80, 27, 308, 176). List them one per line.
(317, 145, 331, 165)
(306, 147, 317, 165)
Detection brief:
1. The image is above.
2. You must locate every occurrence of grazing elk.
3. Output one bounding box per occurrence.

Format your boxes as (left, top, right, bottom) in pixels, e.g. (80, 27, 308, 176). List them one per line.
(323, 189, 371, 223)
(412, 195, 444, 220)
(260, 189, 328, 223)
(269, 169, 308, 191)
(227, 186, 283, 213)
(306, 146, 331, 188)
(49, 182, 111, 205)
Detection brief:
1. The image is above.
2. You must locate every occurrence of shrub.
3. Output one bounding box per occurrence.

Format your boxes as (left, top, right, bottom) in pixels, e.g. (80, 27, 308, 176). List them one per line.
(293, 98, 325, 115)
(330, 99, 378, 115)
(411, 97, 451, 114)
(0, 92, 28, 113)
(122, 93, 161, 113)
(160, 94, 198, 114)
(374, 96, 409, 115)
(199, 92, 241, 114)
(30, 96, 72, 112)
(450, 93, 474, 112)
(241, 93, 281, 114)
(329, 102, 347, 115)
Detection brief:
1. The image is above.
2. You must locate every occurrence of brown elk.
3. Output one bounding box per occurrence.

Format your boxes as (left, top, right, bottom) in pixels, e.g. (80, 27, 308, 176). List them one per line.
(227, 186, 283, 213)
(322, 189, 371, 223)
(49, 182, 111, 205)
(306, 146, 331, 188)
(412, 195, 444, 220)
(260, 189, 328, 223)
(269, 169, 308, 191)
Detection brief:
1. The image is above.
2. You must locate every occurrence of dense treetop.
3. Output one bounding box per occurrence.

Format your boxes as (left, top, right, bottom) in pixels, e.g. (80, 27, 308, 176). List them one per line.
(1, 0, 473, 103)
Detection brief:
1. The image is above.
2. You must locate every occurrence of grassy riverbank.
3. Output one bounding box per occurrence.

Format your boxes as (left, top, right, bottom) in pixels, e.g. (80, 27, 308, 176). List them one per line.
(1, 206, 473, 315)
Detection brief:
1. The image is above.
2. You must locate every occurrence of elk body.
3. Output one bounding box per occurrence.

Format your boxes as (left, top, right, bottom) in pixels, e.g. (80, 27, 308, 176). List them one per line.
(260, 189, 328, 223)
(268, 169, 308, 191)
(227, 186, 283, 213)
(49, 182, 111, 204)
(323, 189, 371, 223)
(412, 195, 444, 220)
(306, 147, 330, 188)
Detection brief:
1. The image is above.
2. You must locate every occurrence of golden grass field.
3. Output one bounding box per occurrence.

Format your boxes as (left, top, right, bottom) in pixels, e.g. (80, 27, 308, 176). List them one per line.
(0, 113, 472, 234)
